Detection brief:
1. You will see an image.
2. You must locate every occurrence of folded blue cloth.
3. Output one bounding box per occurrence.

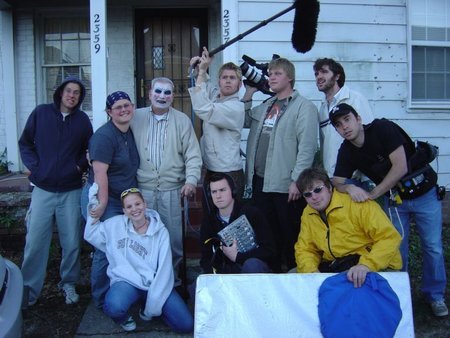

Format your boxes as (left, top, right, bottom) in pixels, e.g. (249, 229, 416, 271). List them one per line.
(318, 272, 402, 338)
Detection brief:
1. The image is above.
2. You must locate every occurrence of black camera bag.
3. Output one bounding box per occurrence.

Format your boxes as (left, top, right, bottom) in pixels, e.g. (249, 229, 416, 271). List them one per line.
(393, 122, 439, 199)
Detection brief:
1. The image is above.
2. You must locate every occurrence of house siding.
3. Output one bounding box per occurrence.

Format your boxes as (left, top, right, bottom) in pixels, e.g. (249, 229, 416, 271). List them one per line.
(15, 10, 36, 145)
(0, 10, 36, 155)
(0, 0, 449, 188)
(237, 0, 450, 187)
(0, 15, 6, 152)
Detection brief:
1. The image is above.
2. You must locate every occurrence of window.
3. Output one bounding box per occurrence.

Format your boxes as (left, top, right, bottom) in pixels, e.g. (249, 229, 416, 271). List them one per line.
(410, 0, 450, 108)
(42, 16, 92, 111)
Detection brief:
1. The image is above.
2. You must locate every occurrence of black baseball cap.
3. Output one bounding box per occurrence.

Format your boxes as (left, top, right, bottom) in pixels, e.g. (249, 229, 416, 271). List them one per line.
(329, 103, 358, 125)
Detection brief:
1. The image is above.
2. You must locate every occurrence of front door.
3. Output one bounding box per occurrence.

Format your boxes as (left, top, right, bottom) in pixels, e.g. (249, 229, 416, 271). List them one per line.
(135, 9, 208, 136)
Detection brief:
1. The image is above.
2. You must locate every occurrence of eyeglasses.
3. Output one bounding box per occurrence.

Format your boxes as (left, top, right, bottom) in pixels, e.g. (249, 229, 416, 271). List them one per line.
(302, 185, 325, 198)
(154, 88, 172, 95)
(112, 103, 132, 111)
(120, 187, 141, 199)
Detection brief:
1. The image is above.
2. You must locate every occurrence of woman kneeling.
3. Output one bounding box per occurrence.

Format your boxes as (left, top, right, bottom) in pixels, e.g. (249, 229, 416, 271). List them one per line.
(84, 187, 193, 333)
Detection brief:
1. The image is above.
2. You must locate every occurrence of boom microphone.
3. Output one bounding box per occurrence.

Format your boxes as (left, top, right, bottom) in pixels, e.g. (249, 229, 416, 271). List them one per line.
(291, 0, 320, 53)
(206, 0, 320, 58)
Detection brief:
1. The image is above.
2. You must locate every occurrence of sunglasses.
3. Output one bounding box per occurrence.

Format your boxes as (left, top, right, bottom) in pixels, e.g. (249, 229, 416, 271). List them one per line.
(120, 187, 141, 199)
(302, 185, 325, 198)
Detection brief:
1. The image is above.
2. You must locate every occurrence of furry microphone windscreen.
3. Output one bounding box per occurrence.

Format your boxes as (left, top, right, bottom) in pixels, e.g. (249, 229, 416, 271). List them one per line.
(291, 0, 320, 53)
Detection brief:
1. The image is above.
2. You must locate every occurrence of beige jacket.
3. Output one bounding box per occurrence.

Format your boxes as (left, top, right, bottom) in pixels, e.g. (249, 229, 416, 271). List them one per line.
(131, 106, 202, 191)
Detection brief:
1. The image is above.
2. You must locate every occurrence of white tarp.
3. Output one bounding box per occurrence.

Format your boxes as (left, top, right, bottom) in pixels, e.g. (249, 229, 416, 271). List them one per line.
(194, 272, 414, 338)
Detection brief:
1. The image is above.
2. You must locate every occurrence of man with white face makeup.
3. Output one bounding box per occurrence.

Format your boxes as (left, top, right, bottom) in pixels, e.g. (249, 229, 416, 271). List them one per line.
(131, 77, 202, 287)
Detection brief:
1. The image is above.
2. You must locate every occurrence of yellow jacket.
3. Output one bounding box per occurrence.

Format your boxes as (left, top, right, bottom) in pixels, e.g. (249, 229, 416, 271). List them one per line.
(295, 190, 402, 272)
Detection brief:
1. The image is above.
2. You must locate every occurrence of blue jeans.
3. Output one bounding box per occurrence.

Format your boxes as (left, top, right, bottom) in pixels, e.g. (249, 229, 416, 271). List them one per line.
(388, 188, 447, 302)
(221, 257, 272, 274)
(81, 183, 123, 307)
(103, 281, 194, 333)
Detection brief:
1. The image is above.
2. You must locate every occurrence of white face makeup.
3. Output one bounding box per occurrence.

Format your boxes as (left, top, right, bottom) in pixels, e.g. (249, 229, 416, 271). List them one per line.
(150, 82, 174, 112)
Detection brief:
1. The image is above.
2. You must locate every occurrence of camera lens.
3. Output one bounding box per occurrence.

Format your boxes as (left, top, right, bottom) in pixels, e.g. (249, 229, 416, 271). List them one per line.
(240, 63, 263, 83)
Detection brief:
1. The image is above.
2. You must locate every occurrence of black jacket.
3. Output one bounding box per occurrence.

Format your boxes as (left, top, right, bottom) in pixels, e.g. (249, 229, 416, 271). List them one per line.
(200, 200, 277, 273)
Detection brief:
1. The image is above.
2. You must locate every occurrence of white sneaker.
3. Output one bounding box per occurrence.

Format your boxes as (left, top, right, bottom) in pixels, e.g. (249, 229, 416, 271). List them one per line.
(61, 283, 79, 304)
(430, 300, 448, 317)
(120, 316, 136, 332)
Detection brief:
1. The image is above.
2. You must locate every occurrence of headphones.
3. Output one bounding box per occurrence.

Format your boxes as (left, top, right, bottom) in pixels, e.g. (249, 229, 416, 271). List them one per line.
(206, 172, 237, 199)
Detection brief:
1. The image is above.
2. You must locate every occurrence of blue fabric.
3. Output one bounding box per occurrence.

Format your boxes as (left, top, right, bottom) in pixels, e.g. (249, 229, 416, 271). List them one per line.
(105, 91, 131, 109)
(103, 281, 193, 333)
(318, 272, 402, 338)
(220, 257, 273, 274)
(81, 182, 123, 308)
(388, 188, 447, 302)
(87, 121, 140, 200)
(90, 249, 110, 309)
(18, 94, 93, 192)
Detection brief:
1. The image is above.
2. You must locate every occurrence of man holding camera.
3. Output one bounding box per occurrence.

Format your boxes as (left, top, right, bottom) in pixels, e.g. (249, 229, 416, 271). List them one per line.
(242, 57, 318, 271)
(189, 47, 245, 198)
(330, 103, 448, 317)
(294, 167, 402, 287)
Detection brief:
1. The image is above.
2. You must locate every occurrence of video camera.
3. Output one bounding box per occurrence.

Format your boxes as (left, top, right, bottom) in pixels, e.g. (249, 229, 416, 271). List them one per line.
(240, 54, 280, 96)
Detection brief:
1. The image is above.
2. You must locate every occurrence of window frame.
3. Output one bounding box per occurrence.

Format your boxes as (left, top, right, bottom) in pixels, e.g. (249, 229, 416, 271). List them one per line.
(35, 9, 92, 115)
(407, 0, 450, 111)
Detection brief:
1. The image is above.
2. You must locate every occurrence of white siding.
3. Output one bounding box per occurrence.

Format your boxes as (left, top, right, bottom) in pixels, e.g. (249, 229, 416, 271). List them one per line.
(1, 0, 449, 186)
(236, 0, 450, 186)
(15, 10, 36, 136)
(0, 14, 6, 152)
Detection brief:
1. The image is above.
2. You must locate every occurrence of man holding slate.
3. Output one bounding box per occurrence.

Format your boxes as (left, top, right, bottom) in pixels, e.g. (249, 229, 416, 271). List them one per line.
(200, 173, 277, 274)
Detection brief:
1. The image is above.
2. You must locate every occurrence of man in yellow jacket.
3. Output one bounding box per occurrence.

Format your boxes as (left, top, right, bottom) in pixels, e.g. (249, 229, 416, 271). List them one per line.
(294, 167, 402, 288)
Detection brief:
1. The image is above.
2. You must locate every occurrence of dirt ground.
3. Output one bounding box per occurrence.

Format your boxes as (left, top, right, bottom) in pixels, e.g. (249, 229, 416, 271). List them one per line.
(2, 241, 92, 338)
(1, 224, 449, 337)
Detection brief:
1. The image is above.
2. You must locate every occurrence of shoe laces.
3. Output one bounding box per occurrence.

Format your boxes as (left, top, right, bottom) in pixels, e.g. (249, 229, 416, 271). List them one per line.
(432, 300, 446, 307)
(63, 284, 77, 298)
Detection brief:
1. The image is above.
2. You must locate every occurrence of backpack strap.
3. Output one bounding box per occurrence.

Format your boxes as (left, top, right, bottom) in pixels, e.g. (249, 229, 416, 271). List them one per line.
(381, 118, 416, 173)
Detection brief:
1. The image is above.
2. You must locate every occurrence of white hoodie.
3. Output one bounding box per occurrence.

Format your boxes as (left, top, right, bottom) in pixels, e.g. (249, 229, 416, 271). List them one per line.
(84, 209, 174, 318)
